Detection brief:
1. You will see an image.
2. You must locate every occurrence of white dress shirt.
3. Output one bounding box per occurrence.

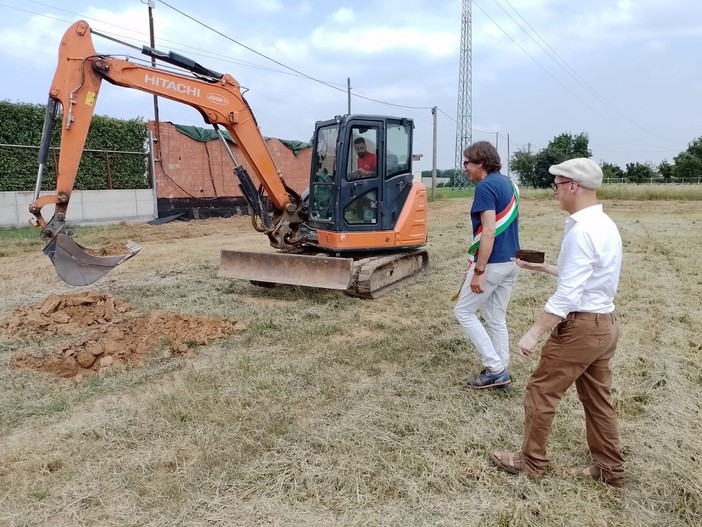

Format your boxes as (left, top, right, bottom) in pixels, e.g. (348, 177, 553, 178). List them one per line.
(545, 204, 622, 317)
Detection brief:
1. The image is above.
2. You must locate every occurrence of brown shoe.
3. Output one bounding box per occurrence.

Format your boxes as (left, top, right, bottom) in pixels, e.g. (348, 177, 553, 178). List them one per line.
(489, 450, 542, 478)
(570, 464, 624, 488)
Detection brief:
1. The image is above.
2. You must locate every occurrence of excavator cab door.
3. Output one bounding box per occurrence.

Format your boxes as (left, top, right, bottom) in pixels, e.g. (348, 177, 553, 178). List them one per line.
(340, 119, 383, 230)
(307, 115, 414, 234)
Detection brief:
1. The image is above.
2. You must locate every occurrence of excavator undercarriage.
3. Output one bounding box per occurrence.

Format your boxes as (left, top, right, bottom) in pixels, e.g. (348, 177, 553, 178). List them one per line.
(218, 248, 429, 299)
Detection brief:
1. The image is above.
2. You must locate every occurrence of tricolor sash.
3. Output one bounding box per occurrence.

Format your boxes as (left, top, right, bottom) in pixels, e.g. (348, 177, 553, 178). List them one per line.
(467, 180, 519, 260)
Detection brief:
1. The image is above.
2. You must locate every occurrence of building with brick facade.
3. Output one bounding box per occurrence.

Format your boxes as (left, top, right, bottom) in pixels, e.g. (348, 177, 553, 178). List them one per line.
(149, 121, 311, 220)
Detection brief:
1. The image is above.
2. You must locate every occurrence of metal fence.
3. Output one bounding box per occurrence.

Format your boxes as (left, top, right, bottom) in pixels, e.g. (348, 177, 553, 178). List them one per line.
(0, 143, 151, 192)
(602, 177, 702, 185)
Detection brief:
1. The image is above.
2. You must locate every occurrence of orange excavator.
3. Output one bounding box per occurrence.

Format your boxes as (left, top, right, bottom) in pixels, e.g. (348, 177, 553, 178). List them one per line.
(31, 20, 428, 298)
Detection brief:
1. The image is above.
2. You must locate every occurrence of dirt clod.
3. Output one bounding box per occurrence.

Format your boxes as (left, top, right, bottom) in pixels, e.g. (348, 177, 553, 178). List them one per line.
(2, 292, 243, 379)
(1, 291, 129, 338)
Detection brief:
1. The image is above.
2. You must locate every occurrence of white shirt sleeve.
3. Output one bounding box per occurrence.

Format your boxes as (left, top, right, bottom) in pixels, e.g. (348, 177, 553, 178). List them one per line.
(544, 225, 596, 318)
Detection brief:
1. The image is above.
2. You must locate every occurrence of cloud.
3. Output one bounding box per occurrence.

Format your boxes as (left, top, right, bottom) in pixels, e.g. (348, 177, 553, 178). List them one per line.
(331, 8, 356, 25)
(306, 26, 458, 58)
(1, 0, 700, 170)
(0, 13, 64, 64)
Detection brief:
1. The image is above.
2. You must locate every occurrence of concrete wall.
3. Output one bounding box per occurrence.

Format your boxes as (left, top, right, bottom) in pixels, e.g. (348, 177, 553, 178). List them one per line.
(0, 189, 156, 227)
(421, 176, 451, 187)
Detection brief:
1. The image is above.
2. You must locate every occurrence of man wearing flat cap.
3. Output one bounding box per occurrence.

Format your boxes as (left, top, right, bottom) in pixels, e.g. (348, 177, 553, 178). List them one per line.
(489, 157, 626, 487)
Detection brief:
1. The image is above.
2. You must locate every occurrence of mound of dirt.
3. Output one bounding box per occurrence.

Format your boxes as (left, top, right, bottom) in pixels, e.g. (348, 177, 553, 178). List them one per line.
(2, 293, 243, 379)
(0, 291, 130, 338)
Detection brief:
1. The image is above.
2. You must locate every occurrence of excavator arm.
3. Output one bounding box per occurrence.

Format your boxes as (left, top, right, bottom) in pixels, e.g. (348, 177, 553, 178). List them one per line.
(32, 20, 305, 285)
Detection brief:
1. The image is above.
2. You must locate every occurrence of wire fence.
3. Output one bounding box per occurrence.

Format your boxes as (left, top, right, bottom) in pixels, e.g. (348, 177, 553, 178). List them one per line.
(0, 143, 151, 192)
(602, 177, 702, 185)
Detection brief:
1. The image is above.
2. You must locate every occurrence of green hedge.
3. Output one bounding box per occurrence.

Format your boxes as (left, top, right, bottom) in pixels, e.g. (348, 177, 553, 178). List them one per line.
(0, 100, 149, 192)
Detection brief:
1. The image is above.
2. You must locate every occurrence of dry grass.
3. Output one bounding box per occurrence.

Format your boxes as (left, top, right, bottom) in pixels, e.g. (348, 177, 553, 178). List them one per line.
(0, 198, 701, 526)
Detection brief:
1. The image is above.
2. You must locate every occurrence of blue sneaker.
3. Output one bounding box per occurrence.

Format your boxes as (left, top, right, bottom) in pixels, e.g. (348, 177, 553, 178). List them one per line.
(467, 368, 511, 389)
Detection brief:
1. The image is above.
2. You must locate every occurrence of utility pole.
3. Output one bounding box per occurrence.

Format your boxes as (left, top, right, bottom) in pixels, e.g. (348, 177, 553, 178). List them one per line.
(507, 133, 510, 177)
(347, 78, 351, 115)
(147, 0, 159, 125)
(431, 107, 437, 199)
(146, 0, 161, 192)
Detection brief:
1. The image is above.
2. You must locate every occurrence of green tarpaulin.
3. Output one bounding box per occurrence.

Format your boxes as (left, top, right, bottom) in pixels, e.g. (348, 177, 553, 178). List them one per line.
(174, 124, 310, 156)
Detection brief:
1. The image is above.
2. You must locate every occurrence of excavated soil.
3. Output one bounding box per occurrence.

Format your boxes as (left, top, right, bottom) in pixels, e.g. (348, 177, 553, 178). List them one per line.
(84, 242, 134, 256)
(1, 292, 243, 379)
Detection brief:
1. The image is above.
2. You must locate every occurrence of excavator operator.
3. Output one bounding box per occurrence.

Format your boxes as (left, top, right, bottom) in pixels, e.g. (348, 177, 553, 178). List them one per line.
(351, 137, 377, 179)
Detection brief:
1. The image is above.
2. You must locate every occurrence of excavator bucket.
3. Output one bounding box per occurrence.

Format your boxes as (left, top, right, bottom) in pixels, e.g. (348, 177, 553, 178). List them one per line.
(44, 233, 141, 286)
(218, 250, 355, 290)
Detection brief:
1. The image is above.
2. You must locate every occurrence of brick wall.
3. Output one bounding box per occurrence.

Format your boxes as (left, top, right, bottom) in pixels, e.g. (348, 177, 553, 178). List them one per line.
(148, 121, 311, 201)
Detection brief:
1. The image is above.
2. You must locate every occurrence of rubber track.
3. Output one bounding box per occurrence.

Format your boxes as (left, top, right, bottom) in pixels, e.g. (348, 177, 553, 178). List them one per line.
(346, 249, 429, 299)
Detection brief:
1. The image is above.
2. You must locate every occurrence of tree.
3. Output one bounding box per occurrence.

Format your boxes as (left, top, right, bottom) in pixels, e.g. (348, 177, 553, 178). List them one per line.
(509, 132, 592, 188)
(625, 162, 656, 184)
(672, 153, 702, 183)
(0, 100, 148, 192)
(510, 149, 537, 187)
(658, 160, 673, 183)
(533, 148, 566, 188)
(680, 136, 702, 158)
(547, 132, 592, 158)
(601, 162, 624, 183)
(671, 137, 702, 183)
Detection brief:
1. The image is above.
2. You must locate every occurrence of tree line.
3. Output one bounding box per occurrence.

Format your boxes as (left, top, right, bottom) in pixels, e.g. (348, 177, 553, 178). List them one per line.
(422, 133, 702, 187)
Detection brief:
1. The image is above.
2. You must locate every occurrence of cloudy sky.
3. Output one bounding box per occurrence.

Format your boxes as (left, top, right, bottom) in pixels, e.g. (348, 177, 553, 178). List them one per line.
(1, 0, 700, 173)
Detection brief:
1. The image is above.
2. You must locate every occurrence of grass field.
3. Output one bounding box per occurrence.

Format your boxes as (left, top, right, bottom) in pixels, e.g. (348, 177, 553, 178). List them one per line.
(430, 183, 702, 202)
(0, 195, 701, 526)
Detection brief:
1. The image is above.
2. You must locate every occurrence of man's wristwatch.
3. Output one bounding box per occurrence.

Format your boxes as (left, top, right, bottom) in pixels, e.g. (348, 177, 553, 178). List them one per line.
(473, 266, 485, 275)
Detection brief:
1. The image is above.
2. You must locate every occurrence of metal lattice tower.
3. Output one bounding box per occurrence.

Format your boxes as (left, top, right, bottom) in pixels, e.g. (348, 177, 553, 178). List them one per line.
(454, 0, 472, 189)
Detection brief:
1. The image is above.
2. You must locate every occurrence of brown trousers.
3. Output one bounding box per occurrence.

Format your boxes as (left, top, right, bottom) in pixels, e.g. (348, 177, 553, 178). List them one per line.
(521, 312, 625, 486)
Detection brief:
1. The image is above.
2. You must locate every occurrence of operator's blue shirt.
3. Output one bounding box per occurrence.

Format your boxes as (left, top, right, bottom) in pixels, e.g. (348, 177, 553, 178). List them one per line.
(470, 171, 520, 263)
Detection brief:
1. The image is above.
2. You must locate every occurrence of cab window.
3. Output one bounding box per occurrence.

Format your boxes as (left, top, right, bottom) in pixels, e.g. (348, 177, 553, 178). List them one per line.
(347, 127, 378, 181)
(343, 189, 377, 225)
(386, 123, 411, 179)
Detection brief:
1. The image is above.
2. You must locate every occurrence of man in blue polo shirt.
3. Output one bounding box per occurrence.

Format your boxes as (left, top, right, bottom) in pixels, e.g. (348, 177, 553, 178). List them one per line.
(454, 141, 520, 391)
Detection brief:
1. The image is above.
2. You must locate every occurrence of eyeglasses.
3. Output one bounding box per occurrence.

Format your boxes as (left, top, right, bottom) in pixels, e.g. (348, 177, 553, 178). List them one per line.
(462, 160, 472, 167)
(550, 180, 573, 192)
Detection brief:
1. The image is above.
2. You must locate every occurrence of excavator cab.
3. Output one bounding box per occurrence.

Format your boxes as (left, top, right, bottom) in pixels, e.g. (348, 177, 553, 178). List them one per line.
(308, 115, 415, 237)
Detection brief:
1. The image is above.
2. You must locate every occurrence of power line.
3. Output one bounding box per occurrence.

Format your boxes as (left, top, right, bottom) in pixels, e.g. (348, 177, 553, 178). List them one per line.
(8, 1, 324, 81)
(472, 0, 679, 154)
(472, 0, 624, 130)
(157, 1, 433, 111)
(0, 1, 532, 146)
(593, 148, 681, 153)
(9, 0, 680, 165)
(157, 1, 345, 94)
(495, 0, 661, 139)
(437, 107, 457, 124)
(436, 107, 499, 137)
(5, 0, 437, 112)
